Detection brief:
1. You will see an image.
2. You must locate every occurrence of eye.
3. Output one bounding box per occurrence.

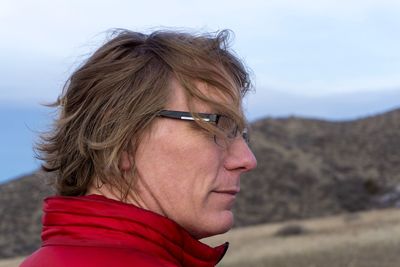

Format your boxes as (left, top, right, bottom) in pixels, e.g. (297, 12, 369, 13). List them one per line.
(216, 116, 239, 138)
(242, 127, 250, 144)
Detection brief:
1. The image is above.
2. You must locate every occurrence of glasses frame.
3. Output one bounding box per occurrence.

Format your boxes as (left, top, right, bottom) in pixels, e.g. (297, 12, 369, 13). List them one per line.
(157, 110, 249, 144)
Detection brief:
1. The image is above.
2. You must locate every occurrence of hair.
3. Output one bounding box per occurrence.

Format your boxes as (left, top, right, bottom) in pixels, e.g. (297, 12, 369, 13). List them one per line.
(36, 28, 252, 199)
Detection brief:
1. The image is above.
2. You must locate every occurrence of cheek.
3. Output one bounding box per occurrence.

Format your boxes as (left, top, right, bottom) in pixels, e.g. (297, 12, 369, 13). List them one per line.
(140, 127, 221, 176)
(134, 121, 226, 212)
(134, 125, 232, 238)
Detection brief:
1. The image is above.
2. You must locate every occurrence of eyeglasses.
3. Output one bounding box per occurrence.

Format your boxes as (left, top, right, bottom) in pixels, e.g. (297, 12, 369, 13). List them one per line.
(157, 110, 249, 144)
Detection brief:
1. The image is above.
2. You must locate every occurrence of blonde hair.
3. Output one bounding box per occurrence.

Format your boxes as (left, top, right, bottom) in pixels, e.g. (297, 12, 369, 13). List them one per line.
(36, 29, 251, 198)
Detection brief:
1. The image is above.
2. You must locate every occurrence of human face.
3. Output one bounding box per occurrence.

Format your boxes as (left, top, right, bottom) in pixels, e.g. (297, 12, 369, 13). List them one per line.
(132, 79, 257, 239)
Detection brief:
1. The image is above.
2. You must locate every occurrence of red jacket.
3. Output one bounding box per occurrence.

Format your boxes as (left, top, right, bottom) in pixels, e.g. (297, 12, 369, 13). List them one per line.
(20, 195, 228, 267)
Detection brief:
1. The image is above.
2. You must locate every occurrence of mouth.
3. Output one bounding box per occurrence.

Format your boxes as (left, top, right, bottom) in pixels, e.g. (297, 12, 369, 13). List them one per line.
(213, 189, 240, 196)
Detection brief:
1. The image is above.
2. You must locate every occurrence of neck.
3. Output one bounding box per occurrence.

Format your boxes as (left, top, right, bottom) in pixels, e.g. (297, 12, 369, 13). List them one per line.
(85, 182, 148, 210)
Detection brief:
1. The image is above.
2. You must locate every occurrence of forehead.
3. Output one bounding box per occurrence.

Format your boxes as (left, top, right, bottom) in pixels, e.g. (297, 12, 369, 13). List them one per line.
(165, 78, 239, 113)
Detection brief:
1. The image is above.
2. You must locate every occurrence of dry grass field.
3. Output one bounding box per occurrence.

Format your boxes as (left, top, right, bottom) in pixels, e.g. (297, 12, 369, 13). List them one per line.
(2, 208, 400, 267)
(204, 208, 400, 267)
(0, 257, 23, 267)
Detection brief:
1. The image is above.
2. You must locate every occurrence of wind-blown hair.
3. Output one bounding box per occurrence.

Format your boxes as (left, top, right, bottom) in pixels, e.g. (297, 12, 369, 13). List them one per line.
(36, 29, 252, 198)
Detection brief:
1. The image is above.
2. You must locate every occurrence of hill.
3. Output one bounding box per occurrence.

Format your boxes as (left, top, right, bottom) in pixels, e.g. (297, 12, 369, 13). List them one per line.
(0, 171, 54, 258)
(234, 108, 400, 226)
(1, 108, 400, 258)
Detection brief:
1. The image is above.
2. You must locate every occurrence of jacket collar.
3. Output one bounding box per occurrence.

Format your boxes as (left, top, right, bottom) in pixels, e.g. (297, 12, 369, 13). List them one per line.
(42, 194, 228, 266)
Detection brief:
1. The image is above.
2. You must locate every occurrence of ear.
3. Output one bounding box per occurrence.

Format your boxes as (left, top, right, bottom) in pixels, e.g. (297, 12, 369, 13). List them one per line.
(119, 151, 133, 171)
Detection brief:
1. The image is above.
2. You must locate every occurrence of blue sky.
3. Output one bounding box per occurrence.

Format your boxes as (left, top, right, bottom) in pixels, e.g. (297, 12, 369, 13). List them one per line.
(1, 0, 400, 119)
(1, 0, 400, 182)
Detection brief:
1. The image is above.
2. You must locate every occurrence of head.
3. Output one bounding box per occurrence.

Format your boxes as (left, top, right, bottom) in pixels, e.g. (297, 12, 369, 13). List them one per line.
(37, 29, 257, 239)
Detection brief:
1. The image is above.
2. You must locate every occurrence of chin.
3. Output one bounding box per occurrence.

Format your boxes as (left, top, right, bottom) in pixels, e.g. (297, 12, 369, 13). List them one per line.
(196, 210, 234, 239)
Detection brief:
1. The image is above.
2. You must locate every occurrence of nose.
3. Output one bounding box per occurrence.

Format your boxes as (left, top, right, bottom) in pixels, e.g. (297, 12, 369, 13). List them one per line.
(224, 137, 257, 172)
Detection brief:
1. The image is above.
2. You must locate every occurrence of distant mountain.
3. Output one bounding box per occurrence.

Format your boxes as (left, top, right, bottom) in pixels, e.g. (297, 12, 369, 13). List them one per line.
(1, 108, 400, 258)
(235, 108, 400, 226)
(0, 171, 54, 258)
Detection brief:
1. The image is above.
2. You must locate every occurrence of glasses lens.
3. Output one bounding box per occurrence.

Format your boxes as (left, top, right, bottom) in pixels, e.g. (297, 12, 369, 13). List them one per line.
(215, 116, 249, 145)
(217, 116, 238, 138)
(242, 127, 249, 143)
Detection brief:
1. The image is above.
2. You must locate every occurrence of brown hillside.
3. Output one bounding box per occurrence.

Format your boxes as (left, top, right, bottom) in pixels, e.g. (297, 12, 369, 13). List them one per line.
(234, 108, 400, 226)
(0, 172, 54, 258)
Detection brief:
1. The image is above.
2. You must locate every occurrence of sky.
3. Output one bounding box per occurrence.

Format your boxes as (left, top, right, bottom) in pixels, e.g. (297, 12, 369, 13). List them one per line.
(1, 0, 400, 120)
(1, 0, 400, 182)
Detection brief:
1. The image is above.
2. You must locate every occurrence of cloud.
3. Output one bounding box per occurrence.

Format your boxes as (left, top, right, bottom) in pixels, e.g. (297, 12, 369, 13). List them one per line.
(1, 0, 400, 105)
(245, 87, 400, 121)
(254, 73, 400, 96)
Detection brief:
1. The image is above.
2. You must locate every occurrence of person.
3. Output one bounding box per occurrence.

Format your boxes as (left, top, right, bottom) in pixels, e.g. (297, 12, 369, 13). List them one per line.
(21, 29, 257, 267)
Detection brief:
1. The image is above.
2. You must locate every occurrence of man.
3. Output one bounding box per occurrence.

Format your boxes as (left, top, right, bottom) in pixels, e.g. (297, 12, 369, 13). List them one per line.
(21, 29, 257, 267)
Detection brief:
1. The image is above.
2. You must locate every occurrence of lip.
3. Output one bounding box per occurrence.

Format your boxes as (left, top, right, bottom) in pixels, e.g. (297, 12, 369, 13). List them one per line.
(213, 189, 240, 195)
